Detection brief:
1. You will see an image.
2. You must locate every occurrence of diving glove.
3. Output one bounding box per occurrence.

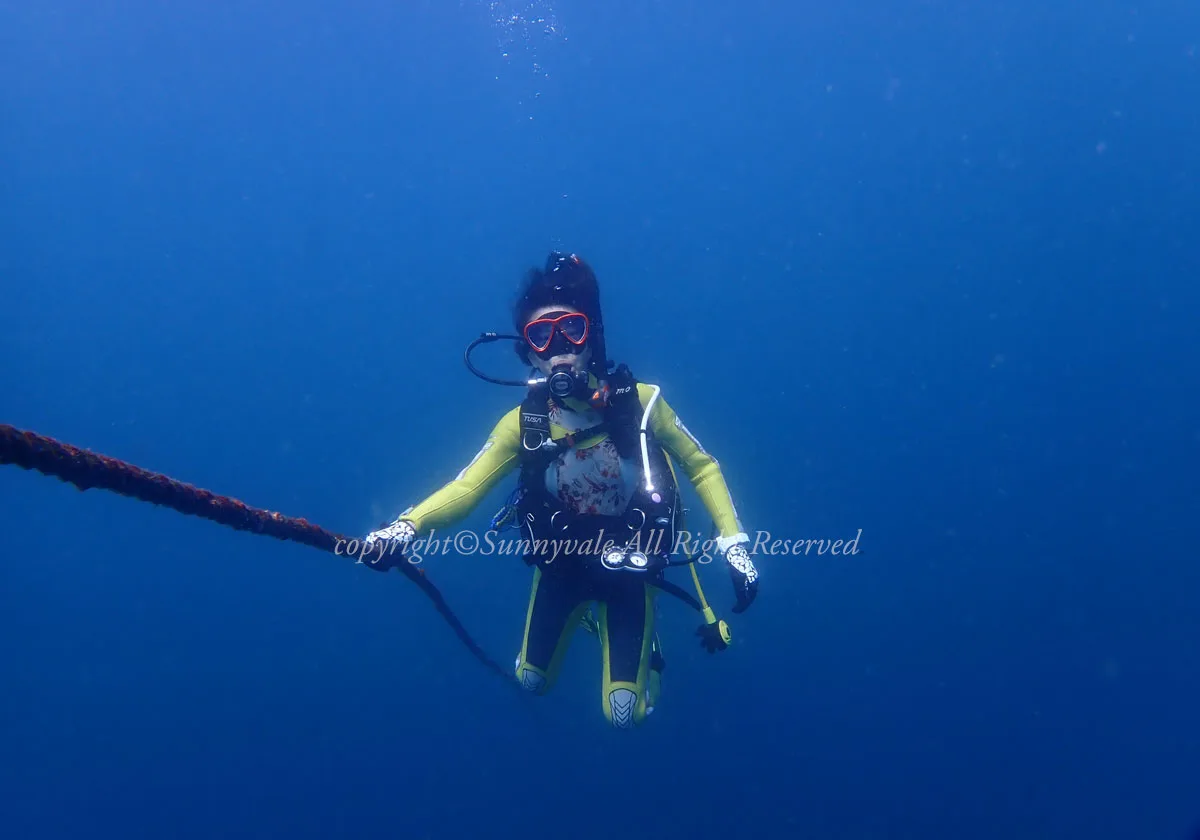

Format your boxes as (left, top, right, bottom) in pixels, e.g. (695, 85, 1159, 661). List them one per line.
(362, 518, 415, 572)
(725, 543, 759, 613)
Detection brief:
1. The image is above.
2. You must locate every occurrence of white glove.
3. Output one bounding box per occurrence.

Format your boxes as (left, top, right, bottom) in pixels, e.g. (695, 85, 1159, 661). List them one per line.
(724, 542, 759, 613)
(362, 518, 416, 569)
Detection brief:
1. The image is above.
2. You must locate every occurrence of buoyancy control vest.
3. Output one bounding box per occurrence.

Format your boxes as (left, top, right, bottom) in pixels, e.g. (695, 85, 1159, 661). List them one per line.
(514, 375, 680, 573)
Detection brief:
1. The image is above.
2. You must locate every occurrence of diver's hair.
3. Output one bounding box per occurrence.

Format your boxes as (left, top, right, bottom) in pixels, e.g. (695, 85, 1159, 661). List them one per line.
(512, 252, 606, 368)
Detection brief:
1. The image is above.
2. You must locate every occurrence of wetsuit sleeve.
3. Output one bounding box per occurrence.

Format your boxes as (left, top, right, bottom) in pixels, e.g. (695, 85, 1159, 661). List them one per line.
(641, 384, 746, 542)
(400, 406, 522, 535)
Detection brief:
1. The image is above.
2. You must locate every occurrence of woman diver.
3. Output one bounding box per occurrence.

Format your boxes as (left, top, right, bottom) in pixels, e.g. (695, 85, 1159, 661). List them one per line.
(362, 251, 759, 729)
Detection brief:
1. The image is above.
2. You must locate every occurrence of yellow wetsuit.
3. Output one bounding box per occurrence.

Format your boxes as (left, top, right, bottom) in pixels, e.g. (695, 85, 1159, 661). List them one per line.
(397, 382, 746, 728)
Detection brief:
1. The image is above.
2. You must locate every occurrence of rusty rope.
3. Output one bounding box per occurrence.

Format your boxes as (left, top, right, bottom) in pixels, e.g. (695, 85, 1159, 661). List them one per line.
(0, 423, 515, 684)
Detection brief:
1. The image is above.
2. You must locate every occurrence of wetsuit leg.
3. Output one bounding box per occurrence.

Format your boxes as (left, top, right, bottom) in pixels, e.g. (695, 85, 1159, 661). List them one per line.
(515, 565, 590, 694)
(596, 579, 658, 729)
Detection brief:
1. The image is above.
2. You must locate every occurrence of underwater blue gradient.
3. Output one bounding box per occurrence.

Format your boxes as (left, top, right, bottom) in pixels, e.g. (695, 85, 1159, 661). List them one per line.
(2, 1, 1199, 837)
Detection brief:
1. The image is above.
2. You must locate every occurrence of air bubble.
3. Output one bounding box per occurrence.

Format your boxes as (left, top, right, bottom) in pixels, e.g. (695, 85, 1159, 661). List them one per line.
(482, 0, 564, 73)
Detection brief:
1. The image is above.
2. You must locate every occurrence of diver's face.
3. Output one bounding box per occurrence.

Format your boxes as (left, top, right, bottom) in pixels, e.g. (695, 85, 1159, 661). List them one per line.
(525, 304, 592, 375)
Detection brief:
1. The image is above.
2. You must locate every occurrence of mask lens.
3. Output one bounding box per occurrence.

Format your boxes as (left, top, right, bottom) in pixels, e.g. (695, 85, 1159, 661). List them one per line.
(524, 320, 555, 352)
(558, 313, 588, 344)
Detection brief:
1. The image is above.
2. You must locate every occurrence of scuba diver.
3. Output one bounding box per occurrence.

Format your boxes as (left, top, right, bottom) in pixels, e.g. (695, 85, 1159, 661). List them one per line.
(362, 251, 759, 729)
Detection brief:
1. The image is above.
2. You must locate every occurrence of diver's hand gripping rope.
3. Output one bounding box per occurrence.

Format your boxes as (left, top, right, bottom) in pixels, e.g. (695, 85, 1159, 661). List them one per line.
(0, 423, 516, 685)
(365, 518, 416, 556)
